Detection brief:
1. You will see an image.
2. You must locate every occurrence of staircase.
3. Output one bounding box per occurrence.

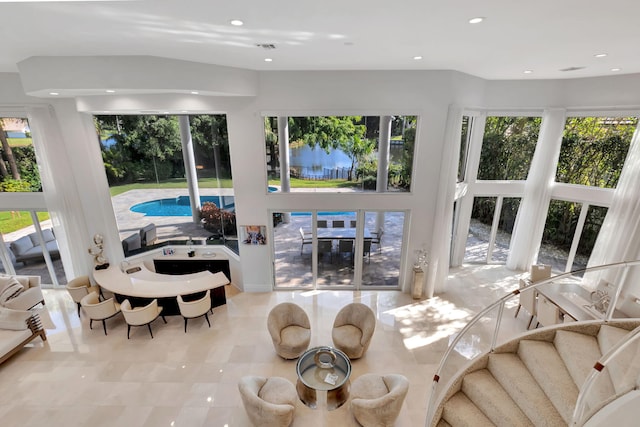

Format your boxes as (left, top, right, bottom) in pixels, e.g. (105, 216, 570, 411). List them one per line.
(431, 321, 640, 427)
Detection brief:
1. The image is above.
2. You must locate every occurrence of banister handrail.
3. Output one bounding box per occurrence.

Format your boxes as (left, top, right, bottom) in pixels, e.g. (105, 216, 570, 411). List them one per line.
(425, 259, 640, 426)
(571, 324, 640, 426)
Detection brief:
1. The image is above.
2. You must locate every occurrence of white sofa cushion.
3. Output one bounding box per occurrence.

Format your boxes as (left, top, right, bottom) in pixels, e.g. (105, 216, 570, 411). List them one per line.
(0, 307, 31, 330)
(0, 329, 32, 356)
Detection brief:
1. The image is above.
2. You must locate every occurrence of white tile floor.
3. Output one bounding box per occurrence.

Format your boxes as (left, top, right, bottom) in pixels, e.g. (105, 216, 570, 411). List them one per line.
(0, 264, 530, 427)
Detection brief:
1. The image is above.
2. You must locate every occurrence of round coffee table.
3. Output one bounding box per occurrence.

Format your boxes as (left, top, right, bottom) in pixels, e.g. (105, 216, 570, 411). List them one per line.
(296, 346, 351, 410)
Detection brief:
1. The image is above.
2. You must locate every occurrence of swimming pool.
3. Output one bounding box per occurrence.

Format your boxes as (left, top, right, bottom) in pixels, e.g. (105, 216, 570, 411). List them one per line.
(131, 195, 235, 217)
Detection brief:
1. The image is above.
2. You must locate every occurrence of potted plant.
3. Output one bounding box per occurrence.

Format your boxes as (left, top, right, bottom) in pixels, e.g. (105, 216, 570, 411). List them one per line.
(199, 202, 236, 237)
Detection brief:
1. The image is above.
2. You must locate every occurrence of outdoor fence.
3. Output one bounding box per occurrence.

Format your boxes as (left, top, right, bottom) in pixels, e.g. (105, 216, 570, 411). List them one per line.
(292, 167, 351, 180)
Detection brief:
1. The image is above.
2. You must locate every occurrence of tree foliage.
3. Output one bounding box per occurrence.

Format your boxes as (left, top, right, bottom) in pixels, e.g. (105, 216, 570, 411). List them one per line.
(472, 116, 637, 257)
(95, 114, 231, 185)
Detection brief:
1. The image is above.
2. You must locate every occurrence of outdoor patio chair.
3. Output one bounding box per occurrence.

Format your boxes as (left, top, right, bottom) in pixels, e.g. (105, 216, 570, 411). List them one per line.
(318, 239, 333, 263)
(332, 220, 345, 228)
(362, 239, 372, 263)
(299, 228, 312, 254)
(338, 239, 354, 262)
(371, 228, 383, 252)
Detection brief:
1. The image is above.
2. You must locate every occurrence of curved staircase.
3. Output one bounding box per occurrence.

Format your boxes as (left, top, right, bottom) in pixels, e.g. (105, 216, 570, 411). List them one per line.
(431, 320, 640, 427)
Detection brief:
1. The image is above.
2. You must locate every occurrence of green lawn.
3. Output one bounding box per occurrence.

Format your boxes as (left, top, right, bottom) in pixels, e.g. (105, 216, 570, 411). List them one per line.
(0, 211, 49, 234)
(269, 177, 361, 189)
(109, 177, 234, 196)
(7, 138, 33, 147)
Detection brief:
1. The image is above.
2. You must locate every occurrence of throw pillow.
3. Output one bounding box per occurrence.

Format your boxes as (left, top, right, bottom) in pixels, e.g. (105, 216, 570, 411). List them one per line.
(0, 307, 30, 330)
(0, 278, 25, 307)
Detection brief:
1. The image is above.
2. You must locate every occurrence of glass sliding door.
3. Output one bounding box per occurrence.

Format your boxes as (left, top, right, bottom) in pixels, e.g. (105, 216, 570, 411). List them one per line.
(316, 211, 356, 289)
(273, 211, 313, 289)
(0, 209, 67, 286)
(361, 211, 404, 288)
(271, 209, 404, 290)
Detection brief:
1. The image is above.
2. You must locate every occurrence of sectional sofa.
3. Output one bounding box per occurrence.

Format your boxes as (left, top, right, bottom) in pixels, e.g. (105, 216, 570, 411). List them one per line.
(0, 307, 46, 365)
(8, 229, 60, 264)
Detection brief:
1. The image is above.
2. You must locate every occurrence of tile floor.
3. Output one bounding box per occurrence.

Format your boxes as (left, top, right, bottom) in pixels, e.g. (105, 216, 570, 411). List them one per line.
(0, 264, 530, 427)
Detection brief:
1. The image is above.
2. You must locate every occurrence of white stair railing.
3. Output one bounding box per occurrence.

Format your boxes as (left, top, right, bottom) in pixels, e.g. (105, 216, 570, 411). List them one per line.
(425, 260, 640, 426)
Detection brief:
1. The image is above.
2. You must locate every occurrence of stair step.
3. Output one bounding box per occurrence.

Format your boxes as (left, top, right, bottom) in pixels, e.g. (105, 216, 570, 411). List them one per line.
(554, 329, 615, 406)
(462, 369, 533, 427)
(488, 353, 565, 426)
(442, 392, 495, 427)
(598, 325, 640, 395)
(517, 340, 579, 424)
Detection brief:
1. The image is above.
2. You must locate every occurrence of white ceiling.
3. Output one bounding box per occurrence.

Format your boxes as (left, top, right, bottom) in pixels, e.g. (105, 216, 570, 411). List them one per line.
(1, 0, 639, 80)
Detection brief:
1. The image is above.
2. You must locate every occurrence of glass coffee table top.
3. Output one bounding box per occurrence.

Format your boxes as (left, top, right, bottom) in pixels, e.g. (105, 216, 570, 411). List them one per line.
(296, 346, 351, 410)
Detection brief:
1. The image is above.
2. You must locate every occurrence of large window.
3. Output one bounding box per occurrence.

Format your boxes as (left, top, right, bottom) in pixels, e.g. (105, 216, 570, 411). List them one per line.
(477, 116, 540, 181)
(0, 117, 41, 192)
(556, 117, 637, 188)
(272, 209, 403, 289)
(265, 115, 416, 192)
(94, 114, 235, 252)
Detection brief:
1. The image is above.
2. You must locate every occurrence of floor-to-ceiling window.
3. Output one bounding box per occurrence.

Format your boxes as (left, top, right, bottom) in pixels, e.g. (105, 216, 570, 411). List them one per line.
(94, 114, 236, 254)
(272, 209, 405, 290)
(0, 115, 68, 285)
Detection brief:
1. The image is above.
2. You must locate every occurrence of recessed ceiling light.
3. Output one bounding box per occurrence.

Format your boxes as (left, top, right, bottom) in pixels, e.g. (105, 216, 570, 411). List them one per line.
(181, 110, 188, 113)
(468, 17, 485, 24)
(190, 91, 199, 95)
(264, 58, 273, 62)
(230, 19, 243, 26)
(594, 53, 608, 58)
(49, 92, 59, 96)
(611, 68, 621, 72)
(105, 89, 115, 93)
(413, 56, 423, 60)
(523, 70, 533, 74)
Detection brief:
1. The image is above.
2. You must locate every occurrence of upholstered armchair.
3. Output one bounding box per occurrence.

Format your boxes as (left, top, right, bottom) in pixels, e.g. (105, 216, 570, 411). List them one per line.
(80, 291, 121, 335)
(238, 376, 297, 427)
(177, 290, 212, 333)
(350, 373, 409, 427)
(267, 302, 311, 359)
(65, 275, 99, 317)
(121, 299, 165, 339)
(332, 303, 376, 359)
(0, 275, 44, 311)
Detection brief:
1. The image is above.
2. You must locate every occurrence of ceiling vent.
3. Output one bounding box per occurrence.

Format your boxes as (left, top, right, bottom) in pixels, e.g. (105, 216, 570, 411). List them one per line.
(256, 43, 277, 50)
(559, 66, 585, 72)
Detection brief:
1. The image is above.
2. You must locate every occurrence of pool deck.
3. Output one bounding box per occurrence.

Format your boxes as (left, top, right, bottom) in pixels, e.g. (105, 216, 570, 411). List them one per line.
(112, 188, 236, 241)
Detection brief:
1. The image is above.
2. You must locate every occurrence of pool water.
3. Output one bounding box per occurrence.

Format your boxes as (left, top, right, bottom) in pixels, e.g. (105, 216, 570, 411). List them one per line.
(131, 195, 235, 217)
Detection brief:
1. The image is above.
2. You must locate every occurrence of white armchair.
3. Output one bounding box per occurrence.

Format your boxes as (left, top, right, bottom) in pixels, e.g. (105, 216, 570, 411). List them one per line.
(177, 290, 212, 333)
(0, 275, 44, 311)
(65, 275, 99, 317)
(238, 376, 297, 427)
(121, 299, 165, 339)
(350, 373, 409, 427)
(332, 303, 376, 359)
(80, 291, 121, 335)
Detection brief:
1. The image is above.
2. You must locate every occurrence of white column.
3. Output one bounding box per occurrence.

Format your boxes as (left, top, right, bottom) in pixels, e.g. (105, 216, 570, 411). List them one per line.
(377, 116, 392, 192)
(277, 116, 291, 223)
(426, 105, 464, 295)
(376, 116, 392, 228)
(178, 115, 201, 224)
(450, 113, 486, 266)
(507, 109, 566, 271)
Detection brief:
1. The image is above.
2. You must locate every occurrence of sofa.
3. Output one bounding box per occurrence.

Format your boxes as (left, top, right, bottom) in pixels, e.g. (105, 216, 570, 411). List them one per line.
(9, 229, 60, 264)
(122, 223, 156, 256)
(0, 307, 47, 365)
(0, 275, 45, 311)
